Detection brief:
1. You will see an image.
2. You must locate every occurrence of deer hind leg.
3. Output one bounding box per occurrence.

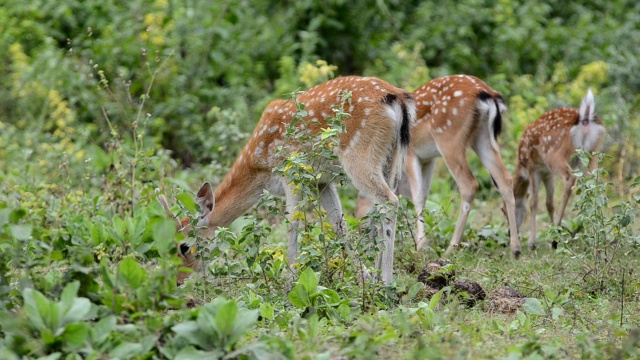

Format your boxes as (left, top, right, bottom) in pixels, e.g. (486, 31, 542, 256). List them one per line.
(282, 178, 302, 275)
(527, 171, 541, 250)
(407, 152, 436, 250)
(319, 183, 346, 237)
(472, 133, 522, 257)
(320, 182, 373, 281)
(343, 158, 399, 284)
(541, 172, 555, 222)
(556, 172, 575, 226)
(439, 148, 478, 256)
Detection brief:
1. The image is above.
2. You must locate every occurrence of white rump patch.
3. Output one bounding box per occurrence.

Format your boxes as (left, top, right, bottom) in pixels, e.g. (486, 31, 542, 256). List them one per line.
(570, 123, 605, 152)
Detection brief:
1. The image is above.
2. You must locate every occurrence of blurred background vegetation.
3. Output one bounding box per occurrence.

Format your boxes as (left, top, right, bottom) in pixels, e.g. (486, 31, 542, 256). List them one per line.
(2, 0, 638, 179)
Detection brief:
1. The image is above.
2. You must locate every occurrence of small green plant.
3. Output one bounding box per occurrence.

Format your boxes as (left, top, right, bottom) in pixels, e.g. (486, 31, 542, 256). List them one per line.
(552, 151, 639, 295)
(287, 267, 352, 322)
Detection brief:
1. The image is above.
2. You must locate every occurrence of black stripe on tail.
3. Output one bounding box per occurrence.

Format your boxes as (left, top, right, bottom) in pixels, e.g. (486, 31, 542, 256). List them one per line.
(477, 91, 502, 141)
(382, 92, 412, 146)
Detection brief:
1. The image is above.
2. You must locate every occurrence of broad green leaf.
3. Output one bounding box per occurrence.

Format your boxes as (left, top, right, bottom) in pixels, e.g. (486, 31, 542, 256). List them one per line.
(60, 281, 80, 313)
(110, 342, 144, 359)
(92, 316, 117, 344)
(429, 289, 444, 311)
(320, 288, 341, 306)
(22, 288, 47, 331)
(173, 321, 212, 350)
(259, 303, 275, 321)
(288, 283, 310, 308)
(63, 323, 90, 350)
(177, 192, 197, 213)
(153, 219, 177, 256)
(337, 303, 352, 322)
(408, 282, 425, 299)
(118, 257, 147, 288)
(174, 346, 224, 360)
(229, 308, 259, 346)
(61, 297, 92, 325)
(523, 298, 546, 316)
(9, 224, 32, 240)
(298, 267, 318, 294)
(9, 208, 27, 223)
(215, 300, 239, 340)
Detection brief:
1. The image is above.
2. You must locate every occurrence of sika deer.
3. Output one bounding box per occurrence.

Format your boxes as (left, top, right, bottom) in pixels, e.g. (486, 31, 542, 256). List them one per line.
(161, 77, 415, 284)
(408, 75, 521, 257)
(358, 75, 521, 258)
(513, 89, 606, 249)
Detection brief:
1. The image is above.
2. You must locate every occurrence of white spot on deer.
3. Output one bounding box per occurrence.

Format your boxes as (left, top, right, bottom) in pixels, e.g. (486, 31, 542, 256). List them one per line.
(321, 97, 326, 103)
(446, 119, 452, 127)
(364, 108, 371, 115)
(453, 90, 463, 97)
(308, 110, 315, 117)
(434, 108, 439, 115)
(442, 107, 447, 114)
(452, 108, 458, 116)
(269, 125, 279, 134)
(277, 108, 284, 114)
(435, 127, 444, 134)
(321, 112, 329, 119)
(254, 141, 265, 158)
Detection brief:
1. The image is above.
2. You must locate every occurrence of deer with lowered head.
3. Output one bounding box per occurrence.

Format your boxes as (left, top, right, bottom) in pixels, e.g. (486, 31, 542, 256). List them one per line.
(357, 75, 522, 258)
(158, 76, 415, 285)
(513, 89, 606, 249)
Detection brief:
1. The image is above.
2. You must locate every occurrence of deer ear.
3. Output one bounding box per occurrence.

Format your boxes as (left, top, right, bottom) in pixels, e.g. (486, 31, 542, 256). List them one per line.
(196, 182, 215, 214)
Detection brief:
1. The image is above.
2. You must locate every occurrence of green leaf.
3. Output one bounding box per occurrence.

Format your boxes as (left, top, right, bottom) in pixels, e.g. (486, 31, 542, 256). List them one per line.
(174, 346, 224, 360)
(259, 303, 275, 321)
(153, 219, 177, 256)
(62, 323, 90, 350)
(118, 257, 147, 288)
(22, 288, 48, 331)
(288, 283, 310, 308)
(298, 267, 318, 294)
(9, 208, 27, 223)
(523, 298, 546, 316)
(61, 297, 92, 325)
(429, 289, 444, 311)
(215, 300, 238, 340)
(177, 192, 198, 213)
(92, 316, 117, 344)
(9, 224, 32, 240)
(408, 282, 425, 299)
(110, 342, 144, 358)
(60, 281, 80, 312)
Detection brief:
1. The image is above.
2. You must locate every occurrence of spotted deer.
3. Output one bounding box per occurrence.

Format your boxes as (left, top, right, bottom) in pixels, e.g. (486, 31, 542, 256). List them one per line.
(358, 75, 521, 257)
(513, 89, 605, 249)
(160, 77, 415, 284)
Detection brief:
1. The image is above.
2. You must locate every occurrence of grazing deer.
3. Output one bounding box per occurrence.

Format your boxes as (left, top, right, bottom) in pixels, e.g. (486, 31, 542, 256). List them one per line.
(358, 75, 522, 258)
(513, 89, 605, 249)
(160, 77, 415, 284)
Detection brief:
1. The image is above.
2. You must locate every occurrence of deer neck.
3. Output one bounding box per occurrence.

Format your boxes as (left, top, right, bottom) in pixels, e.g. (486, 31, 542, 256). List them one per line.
(207, 162, 270, 231)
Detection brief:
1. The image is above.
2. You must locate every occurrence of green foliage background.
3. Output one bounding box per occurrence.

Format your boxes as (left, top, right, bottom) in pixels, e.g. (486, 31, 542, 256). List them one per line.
(1, 0, 639, 359)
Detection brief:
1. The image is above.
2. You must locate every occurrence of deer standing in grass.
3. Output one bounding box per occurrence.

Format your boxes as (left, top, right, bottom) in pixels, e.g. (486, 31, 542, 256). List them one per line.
(358, 75, 522, 258)
(159, 76, 415, 284)
(513, 89, 605, 249)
